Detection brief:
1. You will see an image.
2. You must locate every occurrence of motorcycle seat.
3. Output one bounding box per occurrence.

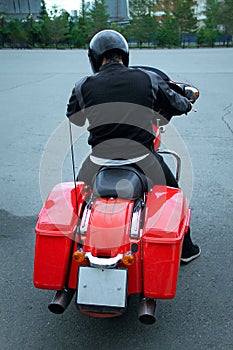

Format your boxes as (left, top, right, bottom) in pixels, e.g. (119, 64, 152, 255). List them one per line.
(92, 165, 148, 200)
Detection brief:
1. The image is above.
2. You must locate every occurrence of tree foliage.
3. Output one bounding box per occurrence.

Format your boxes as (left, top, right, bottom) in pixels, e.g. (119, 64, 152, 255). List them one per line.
(193, 0, 232, 47)
(0, 0, 232, 49)
(88, 0, 109, 36)
(218, 0, 233, 45)
(48, 6, 70, 48)
(175, 0, 198, 45)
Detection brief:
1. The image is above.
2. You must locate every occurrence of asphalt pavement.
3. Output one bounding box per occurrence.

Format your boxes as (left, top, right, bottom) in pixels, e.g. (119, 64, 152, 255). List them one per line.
(0, 48, 233, 350)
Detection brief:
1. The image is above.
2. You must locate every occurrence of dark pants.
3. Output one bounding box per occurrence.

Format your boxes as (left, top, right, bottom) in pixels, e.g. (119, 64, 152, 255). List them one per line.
(77, 151, 178, 189)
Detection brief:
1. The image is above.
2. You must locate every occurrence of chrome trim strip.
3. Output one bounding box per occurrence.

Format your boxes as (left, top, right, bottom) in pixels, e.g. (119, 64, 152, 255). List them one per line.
(85, 252, 123, 269)
(80, 205, 92, 235)
(130, 202, 142, 239)
(90, 154, 149, 166)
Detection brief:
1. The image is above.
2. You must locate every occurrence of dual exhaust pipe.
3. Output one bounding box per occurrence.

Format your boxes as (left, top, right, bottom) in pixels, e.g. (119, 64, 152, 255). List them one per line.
(48, 289, 156, 325)
(48, 288, 75, 314)
(138, 296, 156, 325)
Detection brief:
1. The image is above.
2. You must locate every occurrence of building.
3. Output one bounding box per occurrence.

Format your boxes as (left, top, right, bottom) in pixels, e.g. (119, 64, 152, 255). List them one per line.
(104, 0, 129, 24)
(195, 0, 206, 20)
(0, 0, 41, 19)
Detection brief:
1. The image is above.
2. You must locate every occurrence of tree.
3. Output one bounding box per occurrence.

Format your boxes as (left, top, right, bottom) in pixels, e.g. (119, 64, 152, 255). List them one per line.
(175, 0, 198, 47)
(218, 0, 233, 45)
(23, 14, 41, 47)
(153, 0, 197, 47)
(203, 0, 221, 47)
(127, 14, 157, 47)
(152, 1, 179, 47)
(196, 26, 206, 47)
(70, 0, 91, 48)
(8, 19, 27, 48)
(156, 14, 179, 48)
(0, 12, 9, 48)
(48, 6, 70, 48)
(88, 0, 109, 38)
(38, 0, 51, 47)
(128, 0, 157, 47)
(38, 0, 49, 22)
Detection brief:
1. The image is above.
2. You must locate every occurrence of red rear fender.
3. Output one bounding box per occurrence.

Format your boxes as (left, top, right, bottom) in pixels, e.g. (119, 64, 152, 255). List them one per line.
(84, 198, 135, 256)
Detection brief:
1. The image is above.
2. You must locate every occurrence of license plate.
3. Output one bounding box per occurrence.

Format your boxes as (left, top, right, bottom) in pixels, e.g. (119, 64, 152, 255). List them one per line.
(77, 266, 127, 308)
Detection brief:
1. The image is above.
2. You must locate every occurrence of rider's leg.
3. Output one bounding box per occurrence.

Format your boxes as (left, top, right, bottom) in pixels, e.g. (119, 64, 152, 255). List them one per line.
(135, 151, 179, 188)
(77, 155, 102, 186)
(136, 152, 200, 264)
(181, 227, 201, 263)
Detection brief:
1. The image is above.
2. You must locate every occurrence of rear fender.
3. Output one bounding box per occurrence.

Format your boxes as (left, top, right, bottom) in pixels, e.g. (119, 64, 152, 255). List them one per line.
(68, 198, 142, 294)
(85, 197, 135, 256)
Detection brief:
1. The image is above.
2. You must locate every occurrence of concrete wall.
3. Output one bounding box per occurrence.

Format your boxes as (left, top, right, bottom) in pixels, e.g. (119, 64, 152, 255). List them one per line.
(0, 0, 41, 19)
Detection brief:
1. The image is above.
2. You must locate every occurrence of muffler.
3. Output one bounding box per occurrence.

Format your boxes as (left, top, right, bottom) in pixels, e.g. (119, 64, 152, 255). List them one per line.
(138, 297, 156, 325)
(48, 288, 75, 314)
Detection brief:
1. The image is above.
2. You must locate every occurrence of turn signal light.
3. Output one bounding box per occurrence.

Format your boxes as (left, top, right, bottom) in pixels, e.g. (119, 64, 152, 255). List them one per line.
(194, 90, 200, 99)
(73, 249, 85, 263)
(122, 252, 135, 266)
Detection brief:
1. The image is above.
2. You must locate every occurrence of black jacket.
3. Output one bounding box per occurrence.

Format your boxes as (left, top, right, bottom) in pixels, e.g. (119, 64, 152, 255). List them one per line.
(66, 63, 191, 159)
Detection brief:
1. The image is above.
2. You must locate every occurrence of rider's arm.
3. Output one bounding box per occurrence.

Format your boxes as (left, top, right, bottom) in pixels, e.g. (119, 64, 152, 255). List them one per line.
(143, 70, 192, 120)
(156, 75, 192, 117)
(66, 78, 88, 126)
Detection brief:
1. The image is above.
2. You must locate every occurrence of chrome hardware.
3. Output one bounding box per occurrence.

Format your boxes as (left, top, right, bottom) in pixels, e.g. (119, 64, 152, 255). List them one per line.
(159, 126, 166, 133)
(138, 297, 156, 325)
(80, 203, 92, 235)
(48, 288, 75, 314)
(85, 252, 123, 269)
(158, 149, 181, 182)
(130, 201, 142, 239)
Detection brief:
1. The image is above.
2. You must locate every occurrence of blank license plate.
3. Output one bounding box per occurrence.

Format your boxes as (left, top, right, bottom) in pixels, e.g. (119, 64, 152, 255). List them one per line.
(77, 266, 127, 308)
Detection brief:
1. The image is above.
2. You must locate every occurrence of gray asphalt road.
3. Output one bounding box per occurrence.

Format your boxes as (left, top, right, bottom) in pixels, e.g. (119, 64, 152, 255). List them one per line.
(0, 48, 233, 350)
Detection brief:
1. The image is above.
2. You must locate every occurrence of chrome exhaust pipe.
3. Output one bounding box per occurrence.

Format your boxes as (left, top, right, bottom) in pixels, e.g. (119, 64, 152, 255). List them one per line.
(138, 297, 156, 325)
(48, 288, 75, 314)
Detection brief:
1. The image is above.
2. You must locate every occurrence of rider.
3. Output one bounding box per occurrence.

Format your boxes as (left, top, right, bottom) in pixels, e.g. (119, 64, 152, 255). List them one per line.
(66, 29, 200, 263)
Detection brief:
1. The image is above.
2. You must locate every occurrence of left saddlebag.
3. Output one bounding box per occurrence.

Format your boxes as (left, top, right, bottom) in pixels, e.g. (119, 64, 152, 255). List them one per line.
(33, 182, 84, 290)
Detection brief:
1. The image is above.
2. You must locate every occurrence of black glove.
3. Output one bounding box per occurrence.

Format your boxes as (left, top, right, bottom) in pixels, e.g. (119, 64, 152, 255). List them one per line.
(185, 87, 196, 103)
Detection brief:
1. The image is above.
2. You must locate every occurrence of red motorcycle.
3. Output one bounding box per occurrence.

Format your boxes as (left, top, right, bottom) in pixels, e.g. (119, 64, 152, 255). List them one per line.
(33, 67, 199, 324)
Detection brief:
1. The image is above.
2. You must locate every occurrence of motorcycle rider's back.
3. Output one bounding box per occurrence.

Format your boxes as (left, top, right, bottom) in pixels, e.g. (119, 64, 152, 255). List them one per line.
(67, 62, 190, 160)
(67, 51, 191, 186)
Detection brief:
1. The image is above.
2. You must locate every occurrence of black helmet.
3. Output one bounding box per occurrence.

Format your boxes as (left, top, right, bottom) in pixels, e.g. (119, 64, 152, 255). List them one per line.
(88, 29, 129, 73)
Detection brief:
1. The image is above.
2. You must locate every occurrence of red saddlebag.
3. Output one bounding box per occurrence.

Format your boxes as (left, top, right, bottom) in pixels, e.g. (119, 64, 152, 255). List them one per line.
(34, 182, 85, 290)
(142, 185, 190, 299)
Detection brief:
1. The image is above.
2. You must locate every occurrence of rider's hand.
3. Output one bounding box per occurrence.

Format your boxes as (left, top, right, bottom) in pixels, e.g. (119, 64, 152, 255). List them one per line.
(185, 88, 196, 103)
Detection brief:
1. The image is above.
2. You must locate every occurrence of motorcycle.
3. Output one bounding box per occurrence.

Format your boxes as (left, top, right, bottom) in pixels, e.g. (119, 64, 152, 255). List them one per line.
(33, 67, 199, 324)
